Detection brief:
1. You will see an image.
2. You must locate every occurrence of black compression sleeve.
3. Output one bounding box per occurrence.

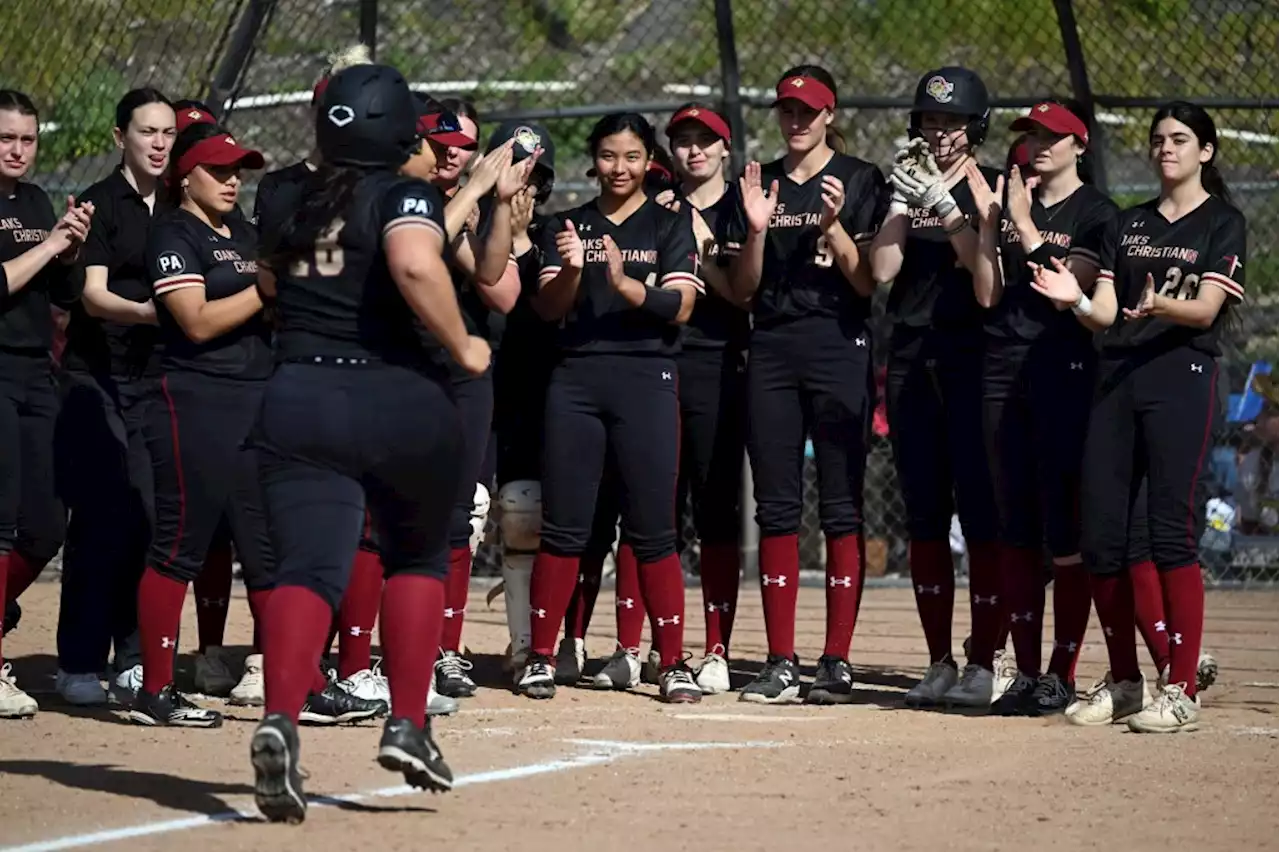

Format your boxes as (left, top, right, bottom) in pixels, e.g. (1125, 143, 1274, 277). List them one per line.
(640, 286, 682, 322)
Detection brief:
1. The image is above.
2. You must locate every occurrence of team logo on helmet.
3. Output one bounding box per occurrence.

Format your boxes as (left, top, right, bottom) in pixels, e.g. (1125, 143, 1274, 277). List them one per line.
(513, 125, 541, 154)
(925, 75, 954, 103)
(327, 105, 355, 128)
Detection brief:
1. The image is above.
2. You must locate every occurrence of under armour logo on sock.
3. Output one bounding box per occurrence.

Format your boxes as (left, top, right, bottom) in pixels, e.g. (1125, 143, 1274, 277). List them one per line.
(1010, 611, 1032, 623)
(1191, 363, 1203, 373)
(855, 337, 867, 347)
(707, 602, 731, 613)
(916, 584, 942, 595)
(1054, 640, 1079, 654)
(617, 598, 636, 609)
(656, 615, 680, 627)
(1069, 362, 1083, 371)
(444, 606, 466, 618)
(1155, 620, 1166, 633)
(829, 576, 852, 588)
(762, 575, 787, 587)
(349, 627, 366, 637)
(973, 594, 998, 605)
(530, 607, 547, 619)
(1104, 626, 1114, 637)
(662, 371, 672, 380)
(160, 637, 175, 649)
(198, 597, 228, 608)
(1170, 632, 1183, 645)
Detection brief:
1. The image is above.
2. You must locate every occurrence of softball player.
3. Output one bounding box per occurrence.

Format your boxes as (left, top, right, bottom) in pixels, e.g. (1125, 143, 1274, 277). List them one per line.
(725, 65, 888, 704)
(664, 103, 748, 694)
(1031, 102, 1243, 733)
(964, 101, 1118, 715)
(249, 65, 488, 822)
(53, 88, 173, 708)
(516, 112, 704, 704)
(0, 90, 92, 719)
(869, 68, 1002, 708)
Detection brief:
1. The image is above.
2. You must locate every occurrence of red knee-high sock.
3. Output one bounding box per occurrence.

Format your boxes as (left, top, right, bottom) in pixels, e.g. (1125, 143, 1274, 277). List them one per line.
(638, 553, 686, 667)
(699, 542, 740, 655)
(1129, 559, 1170, 674)
(1161, 563, 1205, 698)
(0, 553, 10, 664)
(529, 552, 580, 656)
(246, 588, 273, 653)
(614, 544, 646, 651)
(759, 534, 800, 659)
(823, 534, 864, 659)
(566, 549, 606, 641)
(966, 541, 1003, 668)
(138, 567, 189, 693)
(381, 574, 445, 722)
(1001, 546, 1045, 676)
(338, 549, 384, 678)
(909, 540, 955, 663)
(1047, 560, 1092, 682)
(1089, 572, 1141, 682)
(440, 547, 473, 653)
(193, 544, 233, 653)
(262, 585, 333, 721)
(4, 551, 43, 604)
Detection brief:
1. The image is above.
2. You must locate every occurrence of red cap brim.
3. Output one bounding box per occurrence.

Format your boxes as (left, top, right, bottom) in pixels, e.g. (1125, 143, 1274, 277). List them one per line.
(176, 134, 265, 179)
(666, 107, 731, 143)
(772, 76, 836, 112)
(417, 112, 477, 148)
(1009, 103, 1090, 146)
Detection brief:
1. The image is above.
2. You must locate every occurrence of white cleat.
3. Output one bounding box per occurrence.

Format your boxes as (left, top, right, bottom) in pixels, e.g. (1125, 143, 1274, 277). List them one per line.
(942, 663, 993, 709)
(338, 661, 390, 704)
(696, 652, 731, 695)
(992, 650, 1018, 702)
(0, 663, 38, 718)
(1067, 671, 1150, 726)
(193, 646, 238, 696)
(592, 646, 642, 690)
(109, 664, 143, 706)
(427, 672, 458, 717)
(1126, 682, 1200, 734)
(55, 670, 107, 706)
(229, 653, 265, 706)
(905, 661, 959, 708)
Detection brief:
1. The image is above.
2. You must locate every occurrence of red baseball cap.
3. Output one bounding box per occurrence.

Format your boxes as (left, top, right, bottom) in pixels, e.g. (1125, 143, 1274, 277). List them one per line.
(417, 110, 476, 149)
(175, 133, 265, 180)
(1010, 102, 1090, 147)
(666, 106, 731, 143)
(175, 106, 216, 134)
(772, 75, 836, 112)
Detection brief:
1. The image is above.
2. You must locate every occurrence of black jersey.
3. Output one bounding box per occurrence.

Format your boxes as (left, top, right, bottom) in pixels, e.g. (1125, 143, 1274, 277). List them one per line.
(259, 170, 449, 370)
(0, 182, 80, 352)
(985, 183, 1117, 342)
(147, 208, 272, 379)
(66, 169, 165, 376)
(537, 197, 702, 355)
(722, 152, 888, 329)
(1097, 195, 1246, 358)
(253, 161, 314, 225)
(452, 194, 509, 349)
(887, 165, 999, 333)
(683, 182, 749, 351)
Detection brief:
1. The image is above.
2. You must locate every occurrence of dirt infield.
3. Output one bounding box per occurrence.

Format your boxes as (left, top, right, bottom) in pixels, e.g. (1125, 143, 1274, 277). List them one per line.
(1, 581, 1275, 852)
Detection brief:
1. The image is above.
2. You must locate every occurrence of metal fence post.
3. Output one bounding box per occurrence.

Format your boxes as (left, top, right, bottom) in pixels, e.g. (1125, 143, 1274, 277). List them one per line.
(205, 0, 276, 120)
(1052, 0, 1108, 192)
(360, 0, 379, 60)
(713, 0, 747, 177)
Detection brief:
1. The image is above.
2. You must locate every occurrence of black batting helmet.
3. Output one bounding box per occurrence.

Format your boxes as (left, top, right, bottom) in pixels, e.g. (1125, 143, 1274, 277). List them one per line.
(315, 64, 419, 168)
(909, 66, 990, 147)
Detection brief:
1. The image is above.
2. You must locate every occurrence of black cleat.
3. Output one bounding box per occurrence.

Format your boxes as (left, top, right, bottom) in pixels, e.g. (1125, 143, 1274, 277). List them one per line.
(377, 717, 453, 793)
(515, 654, 557, 699)
(806, 655, 856, 705)
(128, 684, 223, 728)
(739, 655, 801, 704)
(251, 713, 307, 824)
(299, 682, 386, 725)
(2, 600, 19, 636)
(553, 637, 584, 686)
(992, 672, 1038, 716)
(434, 650, 478, 698)
(1024, 673, 1074, 717)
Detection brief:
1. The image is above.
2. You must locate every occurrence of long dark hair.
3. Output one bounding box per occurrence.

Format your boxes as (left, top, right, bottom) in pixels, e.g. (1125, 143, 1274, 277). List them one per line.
(166, 122, 224, 205)
(587, 112, 656, 159)
(1149, 101, 1230, 203)
(0, 89, 38, 119)
(114, 87, 171, 132)
(264, 165, 372, 270)
(777, 64, 846, 153)
(1054, 97, 1096, 185)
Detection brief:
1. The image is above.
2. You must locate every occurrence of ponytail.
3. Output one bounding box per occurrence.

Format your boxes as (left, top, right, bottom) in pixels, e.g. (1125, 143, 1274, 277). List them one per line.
(1200, 162, 1231, 204)
(265, 165, 371, 270)
(825, 126, 847, 154)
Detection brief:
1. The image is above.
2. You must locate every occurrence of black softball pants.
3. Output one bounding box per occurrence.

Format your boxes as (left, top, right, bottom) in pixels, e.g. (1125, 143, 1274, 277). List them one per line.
(448, 369, 494, 549)
(145, 371, 274, 589)
(1081, 346, 1221, 576)
(541, 353, 680, 564)
(55, 371, 157, 674)
(0, 349, 65, 566)
(886, 328, 997, 543)
(675, 345, 747, 547)
(254, 362, 464, 609)
(982, 336, 1096, 556)
(747, 317, 872, 538)
(494, 347, 552, 487)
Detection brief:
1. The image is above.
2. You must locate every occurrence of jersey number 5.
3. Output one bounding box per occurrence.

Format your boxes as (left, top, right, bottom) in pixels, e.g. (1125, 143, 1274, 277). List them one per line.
(814, 235, 834, 268)
(1159, 266, 1200, 301)
(290, 219, 345, 277)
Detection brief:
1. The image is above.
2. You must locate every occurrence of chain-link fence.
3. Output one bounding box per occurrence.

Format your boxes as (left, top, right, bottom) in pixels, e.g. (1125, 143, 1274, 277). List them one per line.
(8, 0, 1277, 586)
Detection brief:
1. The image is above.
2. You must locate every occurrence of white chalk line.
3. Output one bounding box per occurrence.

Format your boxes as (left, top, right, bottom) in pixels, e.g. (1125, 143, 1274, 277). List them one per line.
(0, 738, 783, 852)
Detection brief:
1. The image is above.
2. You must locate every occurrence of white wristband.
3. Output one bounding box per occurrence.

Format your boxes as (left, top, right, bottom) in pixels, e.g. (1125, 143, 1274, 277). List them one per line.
(1026, 240, 1044, 255)
(1071, 292, 1093, 317)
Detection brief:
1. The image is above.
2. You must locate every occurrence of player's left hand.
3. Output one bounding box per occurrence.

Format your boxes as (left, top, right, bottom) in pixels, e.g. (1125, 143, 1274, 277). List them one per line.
(1122, 272, 1157, 320)
(819, 175, 845, 231)
(602, 234, 626, 288)
(1028, 255, 1083, 309)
